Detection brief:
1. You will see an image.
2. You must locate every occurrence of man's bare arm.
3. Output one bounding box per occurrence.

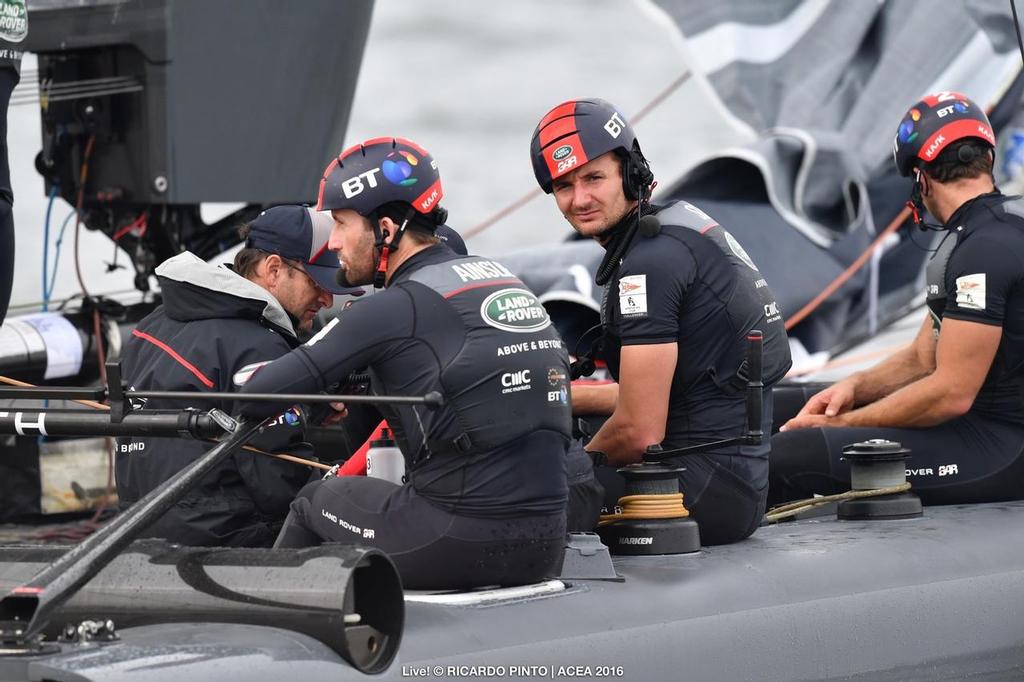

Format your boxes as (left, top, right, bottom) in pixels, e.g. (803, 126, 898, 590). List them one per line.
(571, 382, 618, 416)
(586, 343, 676, 466)
(786, 318, 1000, 430)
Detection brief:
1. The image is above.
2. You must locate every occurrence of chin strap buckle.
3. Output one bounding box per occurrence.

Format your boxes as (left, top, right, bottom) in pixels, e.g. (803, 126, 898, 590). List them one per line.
(905, 199, 922, 228)
(373, 244, 390, 289)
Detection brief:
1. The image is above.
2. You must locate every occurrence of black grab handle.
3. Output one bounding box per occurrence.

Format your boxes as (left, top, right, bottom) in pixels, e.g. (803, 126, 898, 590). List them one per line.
(744, 330, 764, 445)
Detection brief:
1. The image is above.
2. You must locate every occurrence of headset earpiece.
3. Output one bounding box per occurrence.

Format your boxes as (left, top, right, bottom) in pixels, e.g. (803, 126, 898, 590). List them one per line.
(957, 144, 978, 164)
(621, 152, 654, 201)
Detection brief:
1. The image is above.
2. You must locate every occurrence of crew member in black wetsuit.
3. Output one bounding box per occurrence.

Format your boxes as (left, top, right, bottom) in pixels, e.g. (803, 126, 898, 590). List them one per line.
(0, 0, 26, 327)
(530, 99, 792, 545)
(240, 138, 572, 590)
(771, 92, 1024, 506)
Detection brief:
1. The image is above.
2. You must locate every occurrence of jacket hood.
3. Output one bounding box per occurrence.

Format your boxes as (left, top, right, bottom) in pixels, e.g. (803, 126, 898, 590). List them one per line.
(155, 252, 297, 338)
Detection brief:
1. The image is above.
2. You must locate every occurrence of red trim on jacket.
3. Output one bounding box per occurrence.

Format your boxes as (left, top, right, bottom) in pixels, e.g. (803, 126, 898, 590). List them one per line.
(131, 329, 215, 389)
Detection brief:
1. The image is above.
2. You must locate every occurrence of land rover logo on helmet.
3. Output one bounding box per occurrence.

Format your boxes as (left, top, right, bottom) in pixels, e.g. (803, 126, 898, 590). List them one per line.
(552, 145, 573, 161)
(480, 288, 551, 333)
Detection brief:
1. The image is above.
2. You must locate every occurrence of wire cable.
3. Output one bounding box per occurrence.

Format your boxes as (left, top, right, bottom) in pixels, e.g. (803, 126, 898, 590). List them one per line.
(47, 209, 77, 301)
(764, 483, 912, 523)
(72, 135, 97, 300)
(784, 205, 910, 331)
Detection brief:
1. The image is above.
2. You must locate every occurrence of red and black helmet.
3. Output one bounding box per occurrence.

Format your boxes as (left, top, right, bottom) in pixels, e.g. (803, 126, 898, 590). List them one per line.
(892, 92, 995, 177)
(317, 137, 444, 217)
(531, 98, 653, 200)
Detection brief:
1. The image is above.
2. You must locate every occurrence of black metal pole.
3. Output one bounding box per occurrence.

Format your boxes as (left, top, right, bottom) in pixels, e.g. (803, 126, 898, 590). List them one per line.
(0, 386, 445, 408)
(0, 418, 266, 641)
(0, 408, 224, 438)
(126, 389, 445, 408)
(744, 330, 764, 445)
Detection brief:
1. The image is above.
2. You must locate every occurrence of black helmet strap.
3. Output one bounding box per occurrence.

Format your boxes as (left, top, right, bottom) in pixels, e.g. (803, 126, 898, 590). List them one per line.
(371, 205, 417, 289)
(906, 169, 945, 232)
(595, 183, 656, 286)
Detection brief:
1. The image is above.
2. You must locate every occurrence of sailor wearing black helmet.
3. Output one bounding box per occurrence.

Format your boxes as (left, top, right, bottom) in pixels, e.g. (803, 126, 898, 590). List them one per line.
(531, 98, 792, 545)
(239, 137, 572, 590)
(116, 205, 358, 547)
(773, 91, 1024, 506)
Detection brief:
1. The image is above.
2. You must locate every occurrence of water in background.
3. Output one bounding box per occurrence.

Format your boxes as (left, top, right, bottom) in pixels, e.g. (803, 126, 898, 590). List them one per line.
(7, 0, 742, 310)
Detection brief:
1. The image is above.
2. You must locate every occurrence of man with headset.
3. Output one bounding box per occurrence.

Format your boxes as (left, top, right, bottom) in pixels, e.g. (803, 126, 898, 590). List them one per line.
(771, 92, 1024, 506)
(530, 99, 792, 545)
(239, 137, 572, 590)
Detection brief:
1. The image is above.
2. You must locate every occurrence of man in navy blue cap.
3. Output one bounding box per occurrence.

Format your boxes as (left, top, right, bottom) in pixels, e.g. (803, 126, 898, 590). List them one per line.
(114, 205, 354, 547)
(235, 204, 361, 332)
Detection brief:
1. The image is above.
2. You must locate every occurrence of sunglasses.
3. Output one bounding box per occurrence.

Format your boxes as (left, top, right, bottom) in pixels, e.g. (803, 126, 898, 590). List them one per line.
(282, 260, 330, 296)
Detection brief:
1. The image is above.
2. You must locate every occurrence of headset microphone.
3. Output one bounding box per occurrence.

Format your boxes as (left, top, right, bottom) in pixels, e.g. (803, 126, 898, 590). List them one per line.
(638, 214, 661, 237)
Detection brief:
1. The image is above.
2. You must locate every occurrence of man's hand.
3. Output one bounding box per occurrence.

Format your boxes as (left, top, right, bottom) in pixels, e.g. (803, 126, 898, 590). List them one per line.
(784, 379, 857, 425)
(780, 412, 848, 431)
(319, 401, 349, 426)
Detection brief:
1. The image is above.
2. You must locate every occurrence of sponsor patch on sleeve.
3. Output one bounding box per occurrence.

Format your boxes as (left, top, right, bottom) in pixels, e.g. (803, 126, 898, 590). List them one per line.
(954, 273, 986, 311)
(619, 274, 648, 317)
(233, 361, 272, 386)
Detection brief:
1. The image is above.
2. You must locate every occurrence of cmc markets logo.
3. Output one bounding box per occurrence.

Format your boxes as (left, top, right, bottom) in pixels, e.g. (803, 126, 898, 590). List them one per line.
(552, 145, 573, 161)
(898, 108, 921, 144)
(500, 369, 532, 394)
(382, 150, 420, 187)
(480, 288, 552, 333)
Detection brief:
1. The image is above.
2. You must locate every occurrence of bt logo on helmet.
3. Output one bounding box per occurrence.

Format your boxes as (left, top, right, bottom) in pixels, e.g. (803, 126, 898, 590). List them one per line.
(382, 150, 420, 187)
(342, 168, 382, 199)
(935, 101, 967, 119)
(604, 112, 626, 139)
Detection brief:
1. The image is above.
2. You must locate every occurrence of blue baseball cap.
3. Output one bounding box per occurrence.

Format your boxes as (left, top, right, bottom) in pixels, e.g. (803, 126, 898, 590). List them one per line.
(435, 224, 468, 256)
(247, 205, 362, 295)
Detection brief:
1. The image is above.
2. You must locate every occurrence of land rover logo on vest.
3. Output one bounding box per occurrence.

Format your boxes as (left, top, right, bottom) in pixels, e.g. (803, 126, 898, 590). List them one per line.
(0, 0, 27, 42)
(480, 288, 551, 333)
(552, 145, 573, 161)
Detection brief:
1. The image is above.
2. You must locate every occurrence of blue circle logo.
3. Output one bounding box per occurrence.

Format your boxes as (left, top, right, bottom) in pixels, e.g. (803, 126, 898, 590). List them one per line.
(382, 150, 419, 187)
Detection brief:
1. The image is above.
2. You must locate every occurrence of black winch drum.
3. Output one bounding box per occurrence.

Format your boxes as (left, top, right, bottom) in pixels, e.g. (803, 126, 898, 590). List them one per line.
(597, 464, 701, 555)
(838, 439, 922, 520)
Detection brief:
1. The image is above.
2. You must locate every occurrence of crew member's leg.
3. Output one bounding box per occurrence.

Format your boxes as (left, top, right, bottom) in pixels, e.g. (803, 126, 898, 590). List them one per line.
(769, 414, 1024, 506)
(0, 67, 18, 327)
(566, 439, 603, 532)
(275, 476, 565, 590)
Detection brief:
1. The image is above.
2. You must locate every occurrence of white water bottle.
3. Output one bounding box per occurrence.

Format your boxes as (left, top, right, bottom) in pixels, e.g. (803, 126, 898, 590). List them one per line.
(366, 428, 405, 484)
